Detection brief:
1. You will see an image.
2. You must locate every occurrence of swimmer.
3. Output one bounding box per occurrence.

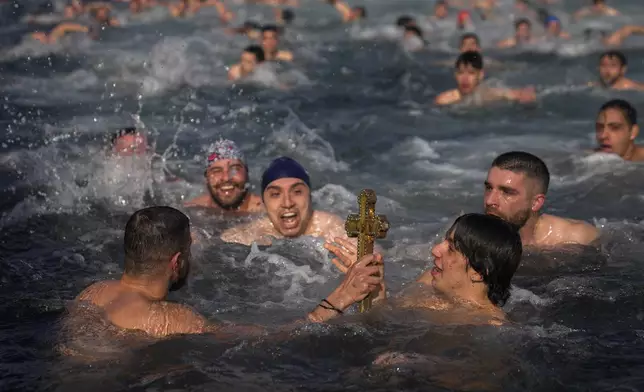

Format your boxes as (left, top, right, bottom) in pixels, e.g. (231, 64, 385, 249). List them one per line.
(221, 157, 349, 246)
(199, 0, 234, 24)
(600, 25, 644, 47)
(30, 6, 118, 43)
(396, 15, 416, 29)
(594, 99, 644, 161)
(431, 0, 449, 21)
(460, 32, 481, 52)
(274, 8, 295, 25)
(497, 18, 535, 48)
(324, 0, 366, 23)
(110, 128, 148, 157)
(184, 139, 263, 213)
(543, 15, 570, 39)
(456, 10, 473, 31)
(261, 25, 293, 62)
(434, 51, 535, 106)
(590, 51, 644, 91)
(573, 0, 619, 21)
(484, 151, 599, 247)
(326, 213, 521, 324)
(402, 25, 426, 51)
(169, 0, 199, 18)
(228, 45, 265, 81)
(72, 206, 381, 338)
(226, 21, 262, 39)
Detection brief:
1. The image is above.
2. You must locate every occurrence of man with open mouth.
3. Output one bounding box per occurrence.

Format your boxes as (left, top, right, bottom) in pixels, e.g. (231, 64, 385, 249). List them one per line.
(184, 139, 264, 214)
(594, 99, 644, 162)
(221, 156, 348, 245)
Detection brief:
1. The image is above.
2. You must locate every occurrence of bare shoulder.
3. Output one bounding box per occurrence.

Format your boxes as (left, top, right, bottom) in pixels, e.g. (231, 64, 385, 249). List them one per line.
(184, 194, 212, 207)
(228, 64, 241, 81)
(277, 50, 293, 62)
(144, 302, 208, 337)
(220, 218, 268, 245)
(435, 89, 461, 106)
(631, 146, 644, 161)
(545, 214, 599, 245)
(76, 280, 118, 304)
(247, 193, 265, 212)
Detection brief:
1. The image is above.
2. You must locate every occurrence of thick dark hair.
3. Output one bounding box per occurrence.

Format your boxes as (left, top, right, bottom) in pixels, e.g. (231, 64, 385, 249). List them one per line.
(124, 206, 191, 276)
(396, 15, 415, 27)
(262, 24, 279, 34)
(600, 50, 627, 67)
(460, 32, 480, 46)
(515, 18, 531, 29)
(456, 50, 483, 70)
(599, 99, 637, 127)
(447, 213, 522, 307)
(244, 45, 265, 63)
(491, 151, 550, 194)
(282, 9, 295, 24)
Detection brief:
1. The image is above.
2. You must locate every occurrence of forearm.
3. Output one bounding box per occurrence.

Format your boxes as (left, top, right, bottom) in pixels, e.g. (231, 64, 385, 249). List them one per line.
(306, 289, 351, 323)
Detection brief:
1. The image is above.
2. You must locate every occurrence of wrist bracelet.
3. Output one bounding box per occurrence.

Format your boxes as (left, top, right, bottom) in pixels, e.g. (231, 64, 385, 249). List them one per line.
(320, 298, 343, 314)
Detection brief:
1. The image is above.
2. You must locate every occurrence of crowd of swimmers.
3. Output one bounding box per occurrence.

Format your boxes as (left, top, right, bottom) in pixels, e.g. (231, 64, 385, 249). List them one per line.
(17, 0, 644, 349)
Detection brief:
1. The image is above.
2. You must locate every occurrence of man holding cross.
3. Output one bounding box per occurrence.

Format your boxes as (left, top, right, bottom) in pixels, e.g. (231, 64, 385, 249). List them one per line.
(220, 157, 349, 245)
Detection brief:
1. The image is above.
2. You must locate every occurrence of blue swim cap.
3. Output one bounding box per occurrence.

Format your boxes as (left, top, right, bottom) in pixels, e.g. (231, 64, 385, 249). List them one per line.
(261, 157, 311, 194)
(544, 15, 560, 25)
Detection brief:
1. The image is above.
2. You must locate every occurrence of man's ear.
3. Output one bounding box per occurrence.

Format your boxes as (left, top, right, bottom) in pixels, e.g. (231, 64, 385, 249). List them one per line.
(169, 252, 181, 272)
(630, 124, 640, 141)
(469, 268, 484, 284)
(532, 193, 545, 212)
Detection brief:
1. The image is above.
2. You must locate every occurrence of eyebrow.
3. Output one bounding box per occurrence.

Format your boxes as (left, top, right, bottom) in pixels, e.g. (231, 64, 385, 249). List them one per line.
(290, 181, 306, 190)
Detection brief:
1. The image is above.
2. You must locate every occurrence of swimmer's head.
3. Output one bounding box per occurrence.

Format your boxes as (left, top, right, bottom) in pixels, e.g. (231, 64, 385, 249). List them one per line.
(130, 0, 143, 13)
(64, 5, 75, 18)
(404, 25, 424, 41)
(457, 10, 471, 30)
(454, 51, 484, 95)
(240, 45, 265, 74)
(93, 6, 111, 24)
(124, 206, 192, 293)
(204, 139, 249, 210)
(281, 9, 295, 24)
(595, 99, 639, 159)
(484, 151, 550, 229)
(514, 18, 532, 42)
(261, 157, 313, 238)
(430, 213, 522, 307)
(352, 6, 367, 20)
(434, 0, 448, 19)
(593, 0, 604, 5)
(261, 25, 280, 55)
(544, 15, 562, 35)
(110, 128, 148, 157)
(599, 50, 627, 87)
(396, 15, 416, 28)
(459, 33, 481, 53)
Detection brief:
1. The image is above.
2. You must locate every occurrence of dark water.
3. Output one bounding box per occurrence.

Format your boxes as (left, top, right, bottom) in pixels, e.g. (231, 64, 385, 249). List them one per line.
(2, 0, 644, 390)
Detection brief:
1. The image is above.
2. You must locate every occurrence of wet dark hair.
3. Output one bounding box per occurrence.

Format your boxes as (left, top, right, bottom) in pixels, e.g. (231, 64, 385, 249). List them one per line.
(600, 50, 627, 67)
(110, 127, 139, 145)
(460, 33, 480, 46)
(262, 24, 279, 34)
(354, 6, 366, 18)
(243, 20, 261, 31)
(491, 151, 550, 194)
(404, 25, 423, 40)
(244, 45, 265, 63)
(599, 99, 637, 127)
(455, 51, 483, 70)
(396, 15, 415, 27)
(515, 18, 531, 29)
(447, 213, 522, 307)
(282, 9, 295, 24)
(436, 0, 447, 6)
(124, 206, 191, 276)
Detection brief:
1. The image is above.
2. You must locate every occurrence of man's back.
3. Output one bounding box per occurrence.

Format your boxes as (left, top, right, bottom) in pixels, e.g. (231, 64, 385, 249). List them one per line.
(77, 281, 207, 337)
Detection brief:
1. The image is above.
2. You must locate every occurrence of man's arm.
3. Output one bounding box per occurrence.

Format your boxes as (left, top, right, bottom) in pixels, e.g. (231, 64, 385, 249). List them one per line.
(604, 25, 644, 47)
(325, 0, 353, 22)
(491, 86, 536, 103)
(49, 23, 89, 41)
(228, 64, 242, 81)
(434, 90, 461, 106)
(566, 221, 599, 246)
(496, 37, 516, 49)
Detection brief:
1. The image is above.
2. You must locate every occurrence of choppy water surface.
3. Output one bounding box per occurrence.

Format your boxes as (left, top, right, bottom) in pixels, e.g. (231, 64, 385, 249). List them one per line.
(2, 0, 644, 390)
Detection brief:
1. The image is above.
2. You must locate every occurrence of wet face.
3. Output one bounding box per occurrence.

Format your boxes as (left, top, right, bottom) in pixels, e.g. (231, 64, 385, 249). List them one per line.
(484, 167, 536, 228)
(113, 133, 147, 156)
(429, 232, 471, 296)
(263, 178, 313, 237)
(169, 234, 192, 292)
(599, 55, 625, 86)
(515, 22, 531, 42)
(205, 159, 248, 209)
(546, 21, 561, 35)
(460, 37, 481, 53)
(240, 51, 259, 74)
(455, 64, 483, 95)
(95, 8, 110, 24)
(595, 108, 637, 157)
(262, 31, 279, 54)
(435, 4, 448, 19)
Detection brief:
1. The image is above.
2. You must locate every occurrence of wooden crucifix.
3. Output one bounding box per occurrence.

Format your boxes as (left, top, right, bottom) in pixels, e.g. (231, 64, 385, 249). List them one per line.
(345, 189, 389, 313)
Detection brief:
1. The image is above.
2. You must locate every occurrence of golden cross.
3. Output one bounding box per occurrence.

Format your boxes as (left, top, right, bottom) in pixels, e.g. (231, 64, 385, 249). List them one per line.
(345, 189, 389, 312)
